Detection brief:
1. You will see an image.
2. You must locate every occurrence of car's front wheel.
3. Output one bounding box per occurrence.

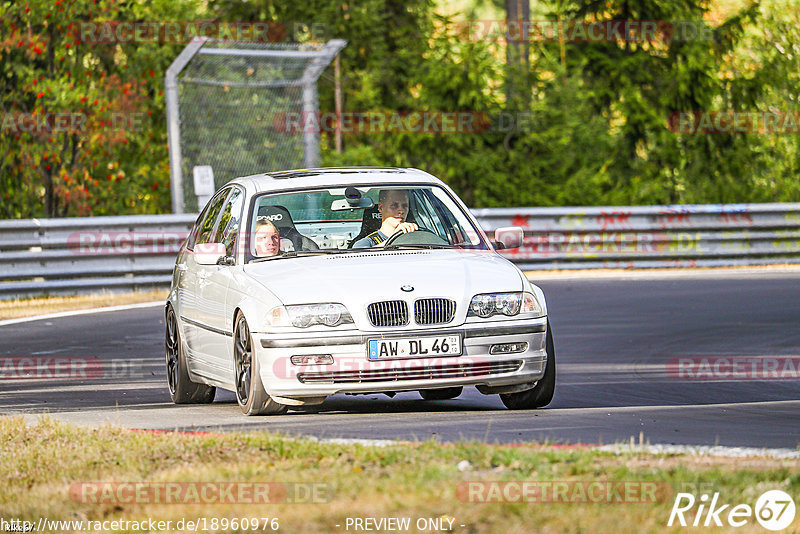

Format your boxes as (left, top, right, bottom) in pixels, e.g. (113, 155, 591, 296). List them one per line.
(419, 387, 463, 400)
(165, 306, 215, 404)
(233, 312, 288, 416)
(500, 320, 556, 410)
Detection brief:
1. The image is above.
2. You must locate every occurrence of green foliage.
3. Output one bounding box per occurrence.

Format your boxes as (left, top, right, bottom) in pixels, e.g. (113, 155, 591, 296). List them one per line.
(1, 0, 799, 217)
(327, 0, 800, 207)
(0, 0, 198, 217)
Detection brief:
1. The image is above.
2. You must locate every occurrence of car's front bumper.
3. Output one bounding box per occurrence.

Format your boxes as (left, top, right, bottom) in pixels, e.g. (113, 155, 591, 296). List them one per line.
(254, 317, 548, 399)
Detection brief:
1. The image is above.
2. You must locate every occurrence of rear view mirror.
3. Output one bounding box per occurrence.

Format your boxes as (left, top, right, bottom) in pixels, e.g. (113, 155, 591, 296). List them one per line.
(494, 227, 524, 250)
(331, 197, 375, 211)
(331, 186, 375, 211)
(194, 242, 227, 265)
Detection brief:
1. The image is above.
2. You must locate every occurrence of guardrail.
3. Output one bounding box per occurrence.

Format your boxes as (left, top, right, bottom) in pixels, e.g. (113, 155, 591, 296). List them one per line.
(1, 203, 799, 298)
(0, 214, 195, 299)
(472, 203, 800, 270)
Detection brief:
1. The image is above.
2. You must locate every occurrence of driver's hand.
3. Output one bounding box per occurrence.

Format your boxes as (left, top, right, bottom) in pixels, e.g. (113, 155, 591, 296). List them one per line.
(381, 217, 417, 238)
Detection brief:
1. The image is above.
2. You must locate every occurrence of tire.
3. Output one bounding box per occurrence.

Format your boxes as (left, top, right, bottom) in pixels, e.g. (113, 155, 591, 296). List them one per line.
(419, 387, 463, 400)
(500, 320, 556, 410)
(165, 306, 216, 404)
(233, 312, 288, 416)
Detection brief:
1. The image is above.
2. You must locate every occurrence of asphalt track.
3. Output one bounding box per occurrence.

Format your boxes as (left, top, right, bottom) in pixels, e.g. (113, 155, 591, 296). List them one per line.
(2, 270, 799, 449)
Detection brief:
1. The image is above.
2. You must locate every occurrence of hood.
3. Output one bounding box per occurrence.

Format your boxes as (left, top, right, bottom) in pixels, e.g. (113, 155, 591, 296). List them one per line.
(243, 249, 525, 325)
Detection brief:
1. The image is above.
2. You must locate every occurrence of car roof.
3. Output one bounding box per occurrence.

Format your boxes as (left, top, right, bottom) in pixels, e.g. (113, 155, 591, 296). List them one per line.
(229, 167, 445, 194)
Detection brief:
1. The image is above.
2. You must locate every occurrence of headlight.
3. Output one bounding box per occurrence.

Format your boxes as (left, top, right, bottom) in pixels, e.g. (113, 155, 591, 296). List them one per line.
(468, 292, 542, 318)
(267, 303, 354, 328)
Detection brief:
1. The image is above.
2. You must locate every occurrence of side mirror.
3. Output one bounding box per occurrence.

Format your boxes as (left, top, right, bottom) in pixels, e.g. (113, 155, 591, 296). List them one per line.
(494, 227, 524, 250)
(194, 242, 227, 265)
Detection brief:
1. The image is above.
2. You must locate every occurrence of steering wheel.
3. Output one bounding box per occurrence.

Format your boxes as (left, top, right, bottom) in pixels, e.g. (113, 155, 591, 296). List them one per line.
(383, 228, 449, 248)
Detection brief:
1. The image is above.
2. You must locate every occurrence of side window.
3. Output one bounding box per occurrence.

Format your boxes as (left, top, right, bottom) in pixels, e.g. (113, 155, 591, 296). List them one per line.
(186, 209, 208, 251)
(412, 189, 448, 240)
(195, 190, 229, 246)
(429, 190, 470, 246)
(215, 188, 244, 257)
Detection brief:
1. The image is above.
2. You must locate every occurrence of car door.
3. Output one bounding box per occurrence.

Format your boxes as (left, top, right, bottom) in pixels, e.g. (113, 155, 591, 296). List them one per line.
(181, 188, 230, 367)
(175, 209, 206, 332)
(193, 187, 245, 385)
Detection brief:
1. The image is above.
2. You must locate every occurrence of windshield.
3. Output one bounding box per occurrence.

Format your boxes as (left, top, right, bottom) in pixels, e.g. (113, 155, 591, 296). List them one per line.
(247, 185, 488, 261)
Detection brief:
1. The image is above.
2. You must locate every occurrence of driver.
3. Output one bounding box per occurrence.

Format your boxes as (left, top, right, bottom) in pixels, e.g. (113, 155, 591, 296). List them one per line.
(353, 189, 418, 247)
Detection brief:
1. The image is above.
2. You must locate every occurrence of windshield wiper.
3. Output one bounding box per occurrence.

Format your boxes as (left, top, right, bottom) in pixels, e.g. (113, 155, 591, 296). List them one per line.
(250, 249, 344, 262)
(382, 243, 455, 251)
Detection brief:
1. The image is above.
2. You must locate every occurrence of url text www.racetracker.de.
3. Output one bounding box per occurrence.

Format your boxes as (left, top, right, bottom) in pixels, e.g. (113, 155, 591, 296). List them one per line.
(0, 517, 280, 533)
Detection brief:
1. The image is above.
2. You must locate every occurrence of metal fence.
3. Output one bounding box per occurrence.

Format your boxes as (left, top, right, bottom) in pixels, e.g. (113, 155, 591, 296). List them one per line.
(1, 203, 799, 299)
(166, 38, 346, 213)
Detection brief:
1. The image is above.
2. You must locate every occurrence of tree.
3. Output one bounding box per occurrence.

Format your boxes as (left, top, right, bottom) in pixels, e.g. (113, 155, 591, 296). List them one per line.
(0, 0, 198, 217)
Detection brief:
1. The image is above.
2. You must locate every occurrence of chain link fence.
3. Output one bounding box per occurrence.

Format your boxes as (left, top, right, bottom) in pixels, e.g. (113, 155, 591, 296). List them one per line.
(166, 38, 346, 213)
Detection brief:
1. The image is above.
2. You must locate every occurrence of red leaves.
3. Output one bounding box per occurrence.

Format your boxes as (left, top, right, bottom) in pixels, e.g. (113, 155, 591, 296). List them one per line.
(36, 91, 45, 98)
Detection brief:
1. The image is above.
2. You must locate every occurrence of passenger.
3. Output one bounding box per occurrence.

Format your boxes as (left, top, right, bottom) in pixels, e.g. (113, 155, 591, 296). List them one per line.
(353, 189, 418, 247)
(253, 219, 281, 257)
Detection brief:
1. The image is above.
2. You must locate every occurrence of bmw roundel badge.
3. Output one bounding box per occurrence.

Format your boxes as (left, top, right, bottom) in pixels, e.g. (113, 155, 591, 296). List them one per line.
(401, 285, 414, 292)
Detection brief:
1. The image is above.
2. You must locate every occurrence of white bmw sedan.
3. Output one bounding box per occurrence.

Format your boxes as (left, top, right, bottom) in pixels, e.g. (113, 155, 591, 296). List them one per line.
(165, 167, 555, 415)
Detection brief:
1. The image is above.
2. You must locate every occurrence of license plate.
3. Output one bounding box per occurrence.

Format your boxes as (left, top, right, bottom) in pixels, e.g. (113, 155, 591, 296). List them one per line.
(368, 335, 462, 360)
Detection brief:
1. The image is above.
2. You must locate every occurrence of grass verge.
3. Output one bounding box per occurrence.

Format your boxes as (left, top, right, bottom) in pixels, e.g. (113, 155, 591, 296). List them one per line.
(1, 417, 798, 533)
(0, 290, 167, 320)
